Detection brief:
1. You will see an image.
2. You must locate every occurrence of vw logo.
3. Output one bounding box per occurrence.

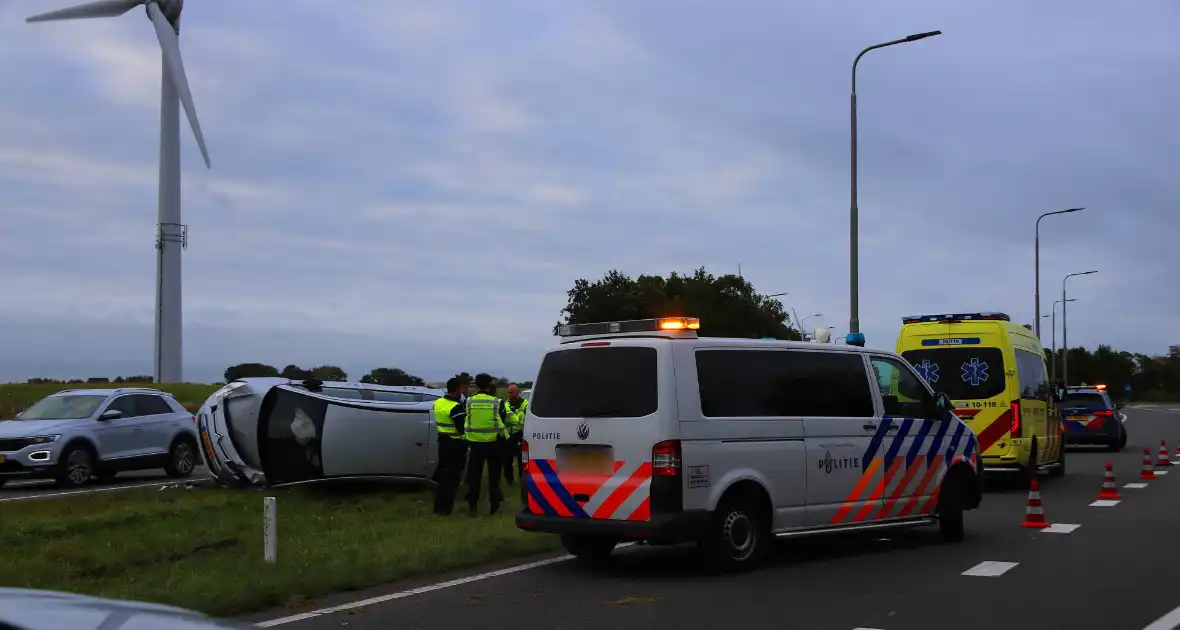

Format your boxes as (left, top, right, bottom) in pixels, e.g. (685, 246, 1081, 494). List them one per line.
(576, 422, 590, 440)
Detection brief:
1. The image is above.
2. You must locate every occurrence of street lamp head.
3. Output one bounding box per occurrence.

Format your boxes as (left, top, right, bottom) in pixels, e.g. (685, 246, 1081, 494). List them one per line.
(1065, 207, 1085, 213)
(812, 313, 824, 317)
(905, 30, 942, 42)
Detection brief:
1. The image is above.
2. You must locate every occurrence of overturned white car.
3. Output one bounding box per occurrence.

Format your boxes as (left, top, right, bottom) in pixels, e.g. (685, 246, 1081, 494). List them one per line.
(195, 377, 445, 488)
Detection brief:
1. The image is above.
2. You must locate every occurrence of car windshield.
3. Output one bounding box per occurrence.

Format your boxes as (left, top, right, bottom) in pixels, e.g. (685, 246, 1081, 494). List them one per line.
(1063, 392, 1107, 409)
(16, 394, 106, 420)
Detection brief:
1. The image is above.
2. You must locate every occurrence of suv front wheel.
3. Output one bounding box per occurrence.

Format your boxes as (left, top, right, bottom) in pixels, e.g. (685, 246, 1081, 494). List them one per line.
(57, 445, 95, 489)
(165, 438, 198, 478)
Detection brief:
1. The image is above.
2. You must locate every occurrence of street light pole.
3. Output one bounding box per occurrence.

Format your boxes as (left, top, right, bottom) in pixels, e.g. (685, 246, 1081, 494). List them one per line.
(1061, 271, 1097, 386)
(1049, 298, 1076, 385)
(800, 313, 824, 339)
(850, 29, 941, 346)
(1034, 207, 1084, 338)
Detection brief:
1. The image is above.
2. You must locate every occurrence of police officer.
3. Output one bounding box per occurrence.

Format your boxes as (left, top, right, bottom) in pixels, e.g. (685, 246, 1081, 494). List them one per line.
(464, 373, 508, 516)
(502, 383, 528, 485)
(431, 377, 468, 516)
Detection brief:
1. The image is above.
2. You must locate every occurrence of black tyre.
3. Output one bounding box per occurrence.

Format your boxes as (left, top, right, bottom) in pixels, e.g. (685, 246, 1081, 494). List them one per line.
(165, 438, 198, 478)
(0, 479, 7, 489)
(1109, 427, 1127, 452)
(1016, 439, 1038, 489)
(699, 497, 770, 572)
(56, 445, 95, 488)
(937, 475, 966, 542)
(560, 534, 617, 562)
(1049, 433, 1066, 478)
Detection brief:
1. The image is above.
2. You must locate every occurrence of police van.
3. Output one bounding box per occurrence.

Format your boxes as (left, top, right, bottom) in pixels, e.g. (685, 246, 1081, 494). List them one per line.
(895, 312, 1063, 487)
(515, 317, 982, 571)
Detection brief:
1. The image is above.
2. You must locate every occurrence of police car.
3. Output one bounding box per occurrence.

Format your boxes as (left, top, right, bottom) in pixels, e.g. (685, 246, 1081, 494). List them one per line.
(1060, 384, 1126, 451)
(515, 317, 983, 571)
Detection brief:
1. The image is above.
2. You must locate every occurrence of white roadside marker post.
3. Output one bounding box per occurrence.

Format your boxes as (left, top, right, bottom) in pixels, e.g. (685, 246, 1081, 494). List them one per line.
(264, 496, 277, 564)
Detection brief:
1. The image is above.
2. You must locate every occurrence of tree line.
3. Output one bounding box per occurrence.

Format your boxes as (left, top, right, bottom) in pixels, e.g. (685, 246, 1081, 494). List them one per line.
(1045, 345, 1180, 402)
(220, 364, 533, 390)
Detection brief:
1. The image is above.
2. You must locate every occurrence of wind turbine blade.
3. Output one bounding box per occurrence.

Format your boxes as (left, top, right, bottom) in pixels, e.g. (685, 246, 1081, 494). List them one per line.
(148, 2, 211, 169)
(26, 0, 142, 22)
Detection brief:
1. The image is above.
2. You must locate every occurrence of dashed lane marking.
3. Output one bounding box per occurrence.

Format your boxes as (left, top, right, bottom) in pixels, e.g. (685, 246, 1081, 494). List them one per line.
(1090, 499, 1121, 507)
(1040, 523, 1081, 534)
(255, 543, 637, 627)
(962, 561, 1018, 577)
(1125, 483, 1149, 489)
(1141, 603, 1180, 630)
(1154, 470, 1169, 476)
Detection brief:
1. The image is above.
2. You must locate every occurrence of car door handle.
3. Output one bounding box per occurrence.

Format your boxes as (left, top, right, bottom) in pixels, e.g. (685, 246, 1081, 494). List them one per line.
(132, 427, 144, 432)
(863, 423, 877, 431)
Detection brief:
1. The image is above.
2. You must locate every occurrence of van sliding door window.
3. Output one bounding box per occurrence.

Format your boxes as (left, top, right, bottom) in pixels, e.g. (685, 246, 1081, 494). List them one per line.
(696, 349, 875, 418)
(531, 346, 658, 418)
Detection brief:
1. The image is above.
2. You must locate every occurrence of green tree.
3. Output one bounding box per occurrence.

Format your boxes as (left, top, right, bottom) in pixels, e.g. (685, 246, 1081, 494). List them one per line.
(223, 363, 280, 382)
(360, 367, 425, 386)
(452, 372, 473, 385)
(310, 365, 348, 382)
(554, 267, 800, 340)
(280, 364, 312, 380)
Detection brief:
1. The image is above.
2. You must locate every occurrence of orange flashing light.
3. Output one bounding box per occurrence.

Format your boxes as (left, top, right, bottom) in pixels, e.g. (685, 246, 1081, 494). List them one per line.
(658, 317, 701, 331)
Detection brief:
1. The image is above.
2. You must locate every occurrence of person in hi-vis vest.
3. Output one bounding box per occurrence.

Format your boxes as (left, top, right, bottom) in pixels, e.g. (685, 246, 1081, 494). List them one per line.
(463, 372, 509, 516)
(502, 383, 528, 485)
(430, 377, 469, 516)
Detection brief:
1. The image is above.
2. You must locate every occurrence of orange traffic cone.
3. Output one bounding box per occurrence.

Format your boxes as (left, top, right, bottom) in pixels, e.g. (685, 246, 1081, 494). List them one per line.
(1174, 437, 1180, 456)
(1020, 477, 1050, 529)
(1140, 447, 1157, 480)
(1158, 441, 1172, 467)
(1097, 461, 1122, 499)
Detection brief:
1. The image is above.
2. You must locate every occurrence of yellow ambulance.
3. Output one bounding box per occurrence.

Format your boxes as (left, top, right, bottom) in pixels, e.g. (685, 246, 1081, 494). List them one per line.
(895, 312, 1063, 485)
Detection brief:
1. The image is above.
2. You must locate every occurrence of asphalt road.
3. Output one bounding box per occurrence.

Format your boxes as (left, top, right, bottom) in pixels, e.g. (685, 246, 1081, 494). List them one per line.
(0, 466, 208, 503)
(248, 404, 1180, 630)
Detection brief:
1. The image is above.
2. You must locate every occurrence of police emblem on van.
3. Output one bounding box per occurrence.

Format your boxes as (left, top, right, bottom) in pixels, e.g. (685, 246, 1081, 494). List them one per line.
(820, 450, 861, 474)
(576, 422, 590, 440)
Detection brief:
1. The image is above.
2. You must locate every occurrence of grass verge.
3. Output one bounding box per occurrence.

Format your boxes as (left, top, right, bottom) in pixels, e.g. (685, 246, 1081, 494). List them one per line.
(1, 483, 560, 616)
(0, 382, 220, 418)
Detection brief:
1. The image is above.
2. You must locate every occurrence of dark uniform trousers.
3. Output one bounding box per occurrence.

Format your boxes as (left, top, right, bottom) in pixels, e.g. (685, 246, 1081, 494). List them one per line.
(465, 439, 505, 509)
(503, 432, 523, 484)
(432, 434, 468, 515)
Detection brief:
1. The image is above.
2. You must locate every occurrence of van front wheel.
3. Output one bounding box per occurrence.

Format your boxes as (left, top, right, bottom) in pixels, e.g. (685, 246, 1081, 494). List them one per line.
(560, 535, 617, 562)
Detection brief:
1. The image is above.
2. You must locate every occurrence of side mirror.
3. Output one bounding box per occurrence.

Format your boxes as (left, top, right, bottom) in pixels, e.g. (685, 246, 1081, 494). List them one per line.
(99, 409, 123, 421)
(935, 392, 953, 416)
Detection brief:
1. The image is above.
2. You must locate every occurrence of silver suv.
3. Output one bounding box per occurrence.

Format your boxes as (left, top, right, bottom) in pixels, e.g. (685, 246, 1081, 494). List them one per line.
(0, 388, 201, 489)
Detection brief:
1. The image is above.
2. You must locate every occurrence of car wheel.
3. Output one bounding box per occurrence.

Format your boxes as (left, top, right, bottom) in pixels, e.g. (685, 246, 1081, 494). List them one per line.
(56, 445, 95, 488)
(560, 534, 618, 562)
(165, 438, 198, 478)
(1049, 433, 1066, 478)
(1110, 427, 1127, 452)
(700, 496, 770, 572)
(0, 479, 7, 489)
(937, 475, 966, 542)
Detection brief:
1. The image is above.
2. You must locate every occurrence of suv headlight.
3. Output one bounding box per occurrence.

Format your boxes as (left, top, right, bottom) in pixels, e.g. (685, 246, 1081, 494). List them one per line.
(28, 435, 60, 445)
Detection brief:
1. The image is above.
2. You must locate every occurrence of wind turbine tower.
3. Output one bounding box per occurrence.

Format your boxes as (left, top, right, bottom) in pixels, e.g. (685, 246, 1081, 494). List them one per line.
(27, 0, 212, 383)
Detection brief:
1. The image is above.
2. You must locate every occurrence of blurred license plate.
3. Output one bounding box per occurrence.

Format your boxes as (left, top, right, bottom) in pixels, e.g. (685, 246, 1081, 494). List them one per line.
(560, 449, 612, 474)
(1068, 415, 1088, 421)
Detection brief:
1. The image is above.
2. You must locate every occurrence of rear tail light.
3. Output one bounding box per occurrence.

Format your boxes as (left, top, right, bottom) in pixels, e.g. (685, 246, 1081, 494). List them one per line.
(1093, 410, 1114, 417)
(521, 439, 530, 471)
(1009, 401, 1022, 438)
(652, 440, 681, 477)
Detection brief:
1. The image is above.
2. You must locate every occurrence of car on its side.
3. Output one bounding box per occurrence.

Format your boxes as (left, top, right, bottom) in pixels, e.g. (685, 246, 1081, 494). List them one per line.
(0, 387, 200, 489)
(0, 587, 253, 630)
(195, 378, 445, 488)
(1060, 385, 1126, 451)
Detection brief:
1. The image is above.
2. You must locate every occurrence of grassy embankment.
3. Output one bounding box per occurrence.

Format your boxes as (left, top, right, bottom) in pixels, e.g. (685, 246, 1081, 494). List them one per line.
(0, 381, 556, 616)
(0, 382, 220, 418)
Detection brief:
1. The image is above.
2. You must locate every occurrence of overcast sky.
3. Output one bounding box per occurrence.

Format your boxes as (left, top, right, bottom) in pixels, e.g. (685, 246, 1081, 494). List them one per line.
(1, 0, 1176, 384)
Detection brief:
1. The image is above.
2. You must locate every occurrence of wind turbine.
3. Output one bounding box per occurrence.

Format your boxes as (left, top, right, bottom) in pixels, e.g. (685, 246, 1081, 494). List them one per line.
(27, 0, 212, 384)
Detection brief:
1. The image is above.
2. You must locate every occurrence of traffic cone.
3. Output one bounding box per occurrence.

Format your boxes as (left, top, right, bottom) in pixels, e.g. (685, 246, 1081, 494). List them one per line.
(1140, 447, 1157, 480)
(1020, 477, 1050, 529)
(1097, 461, 1122, 499)
(1158, 440, 1172, 467)
(1174, 437, 1180, 456)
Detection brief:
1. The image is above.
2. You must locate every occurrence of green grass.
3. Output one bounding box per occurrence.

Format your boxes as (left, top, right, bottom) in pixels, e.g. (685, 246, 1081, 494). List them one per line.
(0, 483, 560, 616)
(0, 382, 220, 419)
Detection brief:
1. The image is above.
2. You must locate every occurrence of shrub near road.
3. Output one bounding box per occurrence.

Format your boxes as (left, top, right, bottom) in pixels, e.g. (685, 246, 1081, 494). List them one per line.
(2, 484, 559, 616)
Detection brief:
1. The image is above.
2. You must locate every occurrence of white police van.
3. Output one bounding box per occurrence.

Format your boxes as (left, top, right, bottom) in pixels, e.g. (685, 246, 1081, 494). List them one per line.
(515, 317, 982, 570)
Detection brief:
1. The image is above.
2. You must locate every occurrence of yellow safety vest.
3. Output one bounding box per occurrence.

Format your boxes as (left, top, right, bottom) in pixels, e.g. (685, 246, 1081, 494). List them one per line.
(505, 398, 528, 434)
(464, 393, 505, 443)
(433, 397, 461, 436)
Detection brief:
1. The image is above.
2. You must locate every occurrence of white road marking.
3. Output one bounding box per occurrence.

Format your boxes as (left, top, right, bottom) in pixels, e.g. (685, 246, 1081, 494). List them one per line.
(1090, 499, 1121, 507)
(1041, 523, 1081, 534)
(1120, 413, 1127, 422)
(0, 481, 173, 503)
(1154, 470, 1169, 476)
(1141, 603, 1180, 630)
(961, 561, 1018, 577)
(1124, 483, 1149, 489)
(255, 544, 633, 627)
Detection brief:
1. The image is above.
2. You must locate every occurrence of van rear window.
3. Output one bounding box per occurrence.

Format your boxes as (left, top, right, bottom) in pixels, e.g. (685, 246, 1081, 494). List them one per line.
(901, 347, 1006, 401)
(530, 346, 658, 419)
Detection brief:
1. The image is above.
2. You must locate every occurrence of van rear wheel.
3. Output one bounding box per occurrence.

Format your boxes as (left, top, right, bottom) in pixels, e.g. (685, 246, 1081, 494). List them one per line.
(700, 497, 770, 572)
(560, 535, 617, 562)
